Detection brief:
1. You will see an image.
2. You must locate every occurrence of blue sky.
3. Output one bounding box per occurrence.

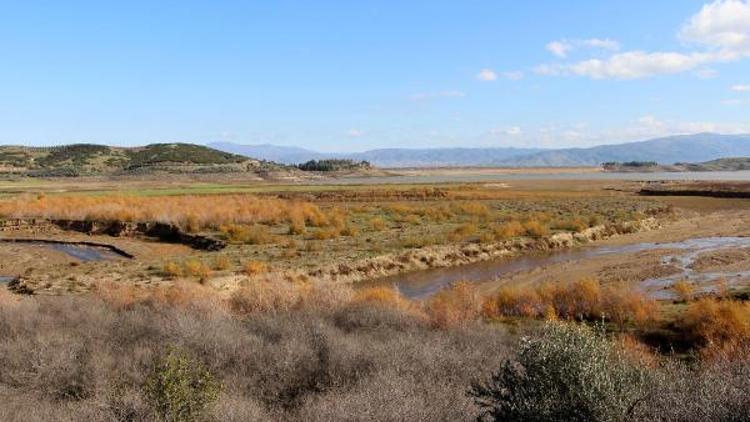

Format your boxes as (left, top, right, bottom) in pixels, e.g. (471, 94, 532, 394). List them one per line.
(1, 0, 749, 151)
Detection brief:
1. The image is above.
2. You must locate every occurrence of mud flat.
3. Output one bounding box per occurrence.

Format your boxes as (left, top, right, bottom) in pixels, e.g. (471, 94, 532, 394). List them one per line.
(640, 181, 750, 198)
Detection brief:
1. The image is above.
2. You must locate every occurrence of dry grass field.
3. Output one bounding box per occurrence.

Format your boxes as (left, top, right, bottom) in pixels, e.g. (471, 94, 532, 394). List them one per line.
(1, 175, 750, 420)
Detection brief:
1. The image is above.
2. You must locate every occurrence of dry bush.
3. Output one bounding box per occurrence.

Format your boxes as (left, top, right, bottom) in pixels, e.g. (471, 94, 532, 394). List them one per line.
(672, 280, 695, 302)
(0, 194, 330, 231)
(451, 201, 490, 219)
(425, 282, 482, 328)
(551, 216, 588, 233)
(311, 227, 339, 240)
(0, 284, 514, 422)
(522, 219, 549, 237)
(163, 261, 183, 278)
(92, 281, 226, 314)
(243, 260, 269, 276)
(351, 286, 415, 313)
(491, 221, 526, 240)
(448, 223, 478, 242)
(486, 279, 656, 326)
(184, 259, 212, 282)
(339, 224, 358, 237)
(369, 217, 387, 231)
(679, 298, 750, 357)
(221, 224, 276, 245)
(214, 255, 231, 271)
(600, 284, 658, 327)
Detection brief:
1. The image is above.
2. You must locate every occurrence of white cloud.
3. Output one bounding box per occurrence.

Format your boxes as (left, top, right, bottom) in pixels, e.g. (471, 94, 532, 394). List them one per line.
(346, 129, 365, 137)
(476, 69, 498, 81)
(582, 38, 621, 51)
(409, 90, 466, 101)
(564, 51, 718, 79)
(546, 40, 573, 57)
(680, 0, 750, 54)
(538, 1, 750, 80)
(545, 38, 620, 58)
(732, 84, 750, 91)
(477, 69, 524, 81)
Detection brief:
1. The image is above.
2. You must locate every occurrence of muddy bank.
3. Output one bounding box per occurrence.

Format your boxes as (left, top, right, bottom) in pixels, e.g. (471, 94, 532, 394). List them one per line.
(0, 218, 225, 251)
(639, 181, 750, 198)
(305, 218, 661, 285)
(0, 238, 134, 259)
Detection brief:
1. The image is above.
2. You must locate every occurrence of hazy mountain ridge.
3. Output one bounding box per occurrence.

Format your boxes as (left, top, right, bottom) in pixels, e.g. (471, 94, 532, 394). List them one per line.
(211, 133, 750, 168)
(208, 143, 543, 167)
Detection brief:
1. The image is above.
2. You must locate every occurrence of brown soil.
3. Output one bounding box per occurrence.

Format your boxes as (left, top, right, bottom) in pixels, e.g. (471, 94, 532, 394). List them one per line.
(479, 208, 750, 295)
(691, 247, 750, 272)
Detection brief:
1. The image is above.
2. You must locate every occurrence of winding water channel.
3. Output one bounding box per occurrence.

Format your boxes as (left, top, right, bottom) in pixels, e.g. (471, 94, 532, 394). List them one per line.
(372, 236, 750, 300)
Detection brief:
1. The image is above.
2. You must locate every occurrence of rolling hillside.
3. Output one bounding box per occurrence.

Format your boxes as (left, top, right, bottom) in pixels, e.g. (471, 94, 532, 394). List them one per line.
(0, 143, 284, 177)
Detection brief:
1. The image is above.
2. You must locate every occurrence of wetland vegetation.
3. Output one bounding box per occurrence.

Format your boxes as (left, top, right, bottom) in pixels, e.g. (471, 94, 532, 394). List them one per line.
(0, 175, 749, 421)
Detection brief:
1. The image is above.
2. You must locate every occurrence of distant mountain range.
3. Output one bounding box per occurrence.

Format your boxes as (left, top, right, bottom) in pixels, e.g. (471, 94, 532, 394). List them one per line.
(210, 133, 750, 168)
(208, 142, 542, 167)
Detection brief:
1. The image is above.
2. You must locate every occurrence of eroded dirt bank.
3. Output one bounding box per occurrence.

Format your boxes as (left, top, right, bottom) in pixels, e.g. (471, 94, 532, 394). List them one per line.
(0, 218, 225, 250)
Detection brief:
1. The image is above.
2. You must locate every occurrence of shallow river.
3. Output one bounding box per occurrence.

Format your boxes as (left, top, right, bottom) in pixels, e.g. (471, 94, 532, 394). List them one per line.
(371, 236, 750, 300)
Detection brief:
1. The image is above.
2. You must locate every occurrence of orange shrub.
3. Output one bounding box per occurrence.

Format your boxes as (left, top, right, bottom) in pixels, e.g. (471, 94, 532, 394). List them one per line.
(221, 224, 276, 245)
(0, 193, 329, 231)
(243, 260, 269, 276)
(485, 278, 656, 326)
(451, 201, 490, 219)
(369, 217, 387, 231)
(490, 285, 543, 317)
(213, 255, 231, 271)
(353, 286, 407, 307)
(672, 280, 695, 302)
(448, 223, 478, 242)
(163, 261, 183, 278)
(94, 281, 225, 314)
(229, 280, 300, 314)
(312, 227, 340, 240)
(523, 219, 549, 237)
(551, 217, 588, 233)
(183, 259, 212, 282)
(425, 282, 481, 328)
(492, 221, 526, 240)
(680, 298, 750, 355)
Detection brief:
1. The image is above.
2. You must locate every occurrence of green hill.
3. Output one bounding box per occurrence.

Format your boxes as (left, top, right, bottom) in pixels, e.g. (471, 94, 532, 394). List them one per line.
(0, 143, 285, 177)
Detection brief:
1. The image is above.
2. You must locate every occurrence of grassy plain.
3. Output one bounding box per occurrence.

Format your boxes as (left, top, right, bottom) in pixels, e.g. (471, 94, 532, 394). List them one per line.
(1, 174, 750, 420)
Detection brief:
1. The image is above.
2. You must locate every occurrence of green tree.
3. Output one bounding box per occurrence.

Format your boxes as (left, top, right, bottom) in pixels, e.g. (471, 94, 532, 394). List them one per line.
(144, 346, 222, 422)
(470, 322, 650, 422)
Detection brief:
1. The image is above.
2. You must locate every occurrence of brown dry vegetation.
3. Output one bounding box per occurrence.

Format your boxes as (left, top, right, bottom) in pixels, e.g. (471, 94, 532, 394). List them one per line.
(0, 281, 749, 421)
(0, 282, 512, 421)
(484, 278, 658, 327)
(0, 194, 333, 232)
